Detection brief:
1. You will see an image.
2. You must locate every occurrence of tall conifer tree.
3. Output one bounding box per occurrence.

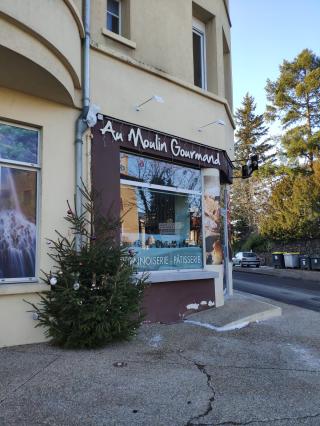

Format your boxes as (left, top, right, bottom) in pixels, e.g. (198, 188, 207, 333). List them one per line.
(231, 94, 272, 246)
(260, 49, 320, 241)
(265, 49, 320, 171)
(235, 93, 270, 163)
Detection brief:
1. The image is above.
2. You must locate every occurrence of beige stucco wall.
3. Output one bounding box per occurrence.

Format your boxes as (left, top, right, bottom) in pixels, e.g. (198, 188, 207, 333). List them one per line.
(0, 87, 82, 347)
(0, 0, 233, 347)
(91, 47, 234, 158)
(0, 0, 83, 106)
(91, 0, 232, 105)
(0, 0, 82, 86)
(130, 0, 194, 83)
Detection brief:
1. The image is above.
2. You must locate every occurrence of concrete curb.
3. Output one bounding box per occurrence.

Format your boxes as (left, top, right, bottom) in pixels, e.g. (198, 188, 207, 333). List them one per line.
(184, 292, 282, 331)
(233, 266, 320, 283)
(219, 302, 282, 330)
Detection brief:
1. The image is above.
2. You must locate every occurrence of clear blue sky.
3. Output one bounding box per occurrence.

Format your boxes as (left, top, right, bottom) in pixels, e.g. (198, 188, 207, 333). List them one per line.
(230, 0, 320, 115)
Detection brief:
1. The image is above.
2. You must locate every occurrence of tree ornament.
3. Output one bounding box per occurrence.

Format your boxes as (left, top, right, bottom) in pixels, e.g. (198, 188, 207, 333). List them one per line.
(73, 282, 80, 291)
(67, 209, 73, 215)
(128, 249, 135, 257)
(50, 276, 58, 286)
(90, 235, 97, 241)
(32, 312, 39, 320)
(101, 274, 108, 287)
(91, 273, 97, 288)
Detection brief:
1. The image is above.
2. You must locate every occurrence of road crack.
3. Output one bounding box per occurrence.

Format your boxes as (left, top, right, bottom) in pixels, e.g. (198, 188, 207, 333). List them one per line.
(0, 355, 60, 406)
(178, 352, 215, 426)
(207, 364, 320, 374)
(214, 411, 320, 425)
(178, 352, 320, 426)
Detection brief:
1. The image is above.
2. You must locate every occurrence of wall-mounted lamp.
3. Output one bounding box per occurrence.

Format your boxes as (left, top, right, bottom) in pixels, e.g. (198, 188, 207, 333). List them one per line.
(198, 119, 226, 132)
(136, 95, 164, 111)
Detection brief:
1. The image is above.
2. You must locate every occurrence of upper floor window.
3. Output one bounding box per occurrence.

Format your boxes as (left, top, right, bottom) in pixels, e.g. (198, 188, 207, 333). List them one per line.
(107, 0, 121, 34)
(193, 18, 207, 90)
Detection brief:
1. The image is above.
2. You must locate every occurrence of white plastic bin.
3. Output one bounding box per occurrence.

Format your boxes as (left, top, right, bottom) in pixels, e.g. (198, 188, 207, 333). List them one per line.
(284, 253, 300, 268)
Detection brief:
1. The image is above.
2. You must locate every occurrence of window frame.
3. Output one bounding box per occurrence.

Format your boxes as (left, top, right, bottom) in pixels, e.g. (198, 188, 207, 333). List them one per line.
(120, 179, 201, 197)
(0, 120, 41, 284)
(120, 152, 202, 193)
(192, 18, 207, 90)
(106, 0, 122, 35)
(120, 152, 204, 272)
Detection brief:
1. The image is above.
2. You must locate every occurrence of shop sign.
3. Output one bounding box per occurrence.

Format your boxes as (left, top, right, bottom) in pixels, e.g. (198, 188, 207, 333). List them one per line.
(100, 120, 222, 168)
(132, 247, 203, 271)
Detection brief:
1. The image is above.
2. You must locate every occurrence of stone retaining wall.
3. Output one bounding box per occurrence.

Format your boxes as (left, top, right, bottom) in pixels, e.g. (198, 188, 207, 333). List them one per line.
(257, 239, 320, 266)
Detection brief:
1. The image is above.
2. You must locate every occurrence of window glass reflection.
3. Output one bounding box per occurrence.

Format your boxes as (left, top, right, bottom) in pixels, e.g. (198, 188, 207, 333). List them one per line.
(0, 123, 38, 164)
(121, 184, 202, 271)
(120, 152, 201, 192)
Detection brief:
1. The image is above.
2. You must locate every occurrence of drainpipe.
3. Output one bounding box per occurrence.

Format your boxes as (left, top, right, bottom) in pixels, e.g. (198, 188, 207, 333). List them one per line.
(75, 0, 91, 252)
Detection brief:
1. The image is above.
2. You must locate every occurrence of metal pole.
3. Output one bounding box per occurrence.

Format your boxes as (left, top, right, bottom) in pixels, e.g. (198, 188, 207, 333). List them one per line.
(223, 185, 233, 296)
(75, 0, 90, 252)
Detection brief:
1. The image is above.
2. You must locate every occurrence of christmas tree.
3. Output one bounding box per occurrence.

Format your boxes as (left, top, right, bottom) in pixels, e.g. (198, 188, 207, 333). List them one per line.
(28, 185, 147, 349)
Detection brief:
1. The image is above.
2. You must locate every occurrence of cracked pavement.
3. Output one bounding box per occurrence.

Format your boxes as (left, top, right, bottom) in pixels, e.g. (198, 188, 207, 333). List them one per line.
(1, 297, 320, 425)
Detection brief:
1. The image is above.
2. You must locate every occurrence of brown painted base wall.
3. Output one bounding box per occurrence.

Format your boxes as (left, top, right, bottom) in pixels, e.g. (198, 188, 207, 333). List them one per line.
(142, 279, 215, 323)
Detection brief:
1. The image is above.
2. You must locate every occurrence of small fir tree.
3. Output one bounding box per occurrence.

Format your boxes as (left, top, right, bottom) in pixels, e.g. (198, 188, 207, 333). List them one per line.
(28, 186, 146, 349)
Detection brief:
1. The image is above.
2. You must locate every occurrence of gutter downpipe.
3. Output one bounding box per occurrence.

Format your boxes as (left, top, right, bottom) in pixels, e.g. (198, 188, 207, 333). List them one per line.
(75, 0, 90, 252)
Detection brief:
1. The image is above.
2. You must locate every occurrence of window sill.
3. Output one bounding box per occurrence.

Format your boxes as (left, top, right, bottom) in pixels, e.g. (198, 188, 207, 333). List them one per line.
(0, 282, 49, 296)
(102, 28, 136, 49)
(137, 269, 218, 284)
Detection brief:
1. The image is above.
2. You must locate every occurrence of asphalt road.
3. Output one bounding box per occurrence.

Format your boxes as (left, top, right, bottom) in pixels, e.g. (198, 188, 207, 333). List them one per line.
(2, 302, 320, 425)
(233, 270, 320, 312)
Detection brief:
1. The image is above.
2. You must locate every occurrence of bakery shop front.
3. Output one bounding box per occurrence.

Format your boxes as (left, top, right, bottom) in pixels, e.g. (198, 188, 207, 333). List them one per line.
(92, 116, 233, 322)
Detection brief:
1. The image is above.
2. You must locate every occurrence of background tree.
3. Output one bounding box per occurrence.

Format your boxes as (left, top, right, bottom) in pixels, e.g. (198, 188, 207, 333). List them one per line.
(231, 93, 273, 248)
(234, 93, 271, 163)
(260, 49, 320, 242)
(265, 49, 320, 172)
(260, 170, 320, 240)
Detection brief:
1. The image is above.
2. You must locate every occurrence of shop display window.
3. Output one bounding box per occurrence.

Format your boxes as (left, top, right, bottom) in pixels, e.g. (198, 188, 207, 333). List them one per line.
(120, 153, 203, 271)
(0, 122, 39, 281)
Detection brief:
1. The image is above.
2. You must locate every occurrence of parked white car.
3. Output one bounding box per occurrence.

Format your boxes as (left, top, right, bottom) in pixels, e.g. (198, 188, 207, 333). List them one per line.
(232, 252, 260, 268)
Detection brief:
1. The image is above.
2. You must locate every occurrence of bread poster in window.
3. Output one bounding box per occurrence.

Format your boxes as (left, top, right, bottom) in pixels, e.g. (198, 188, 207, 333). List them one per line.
(203, 174, 222, 265)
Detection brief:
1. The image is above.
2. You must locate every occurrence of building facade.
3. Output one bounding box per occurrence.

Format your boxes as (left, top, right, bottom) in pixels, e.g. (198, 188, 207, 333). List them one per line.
(0, 0, 234, 347)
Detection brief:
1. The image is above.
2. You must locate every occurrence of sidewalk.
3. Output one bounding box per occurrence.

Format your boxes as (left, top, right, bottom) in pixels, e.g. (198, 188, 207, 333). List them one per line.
(1, 292, 320, 425)
(234, 265, 320, 283)
(185, 291, 282, 330)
